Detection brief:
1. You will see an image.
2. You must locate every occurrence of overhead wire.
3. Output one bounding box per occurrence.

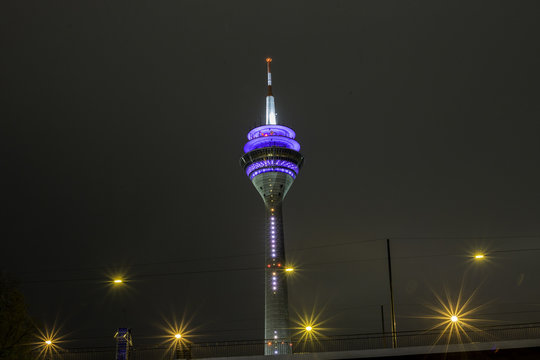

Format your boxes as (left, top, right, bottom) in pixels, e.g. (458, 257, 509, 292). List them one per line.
(18, 234, 540, 277)
(16, 238, 380, 277)
(19, 246, 540, 284)
(15, 235, 540, 284)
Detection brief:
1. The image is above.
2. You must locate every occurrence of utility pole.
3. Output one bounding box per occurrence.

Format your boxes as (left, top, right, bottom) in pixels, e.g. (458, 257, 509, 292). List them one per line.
(387, 239, 397, 348)
(380, 305, 386, 347)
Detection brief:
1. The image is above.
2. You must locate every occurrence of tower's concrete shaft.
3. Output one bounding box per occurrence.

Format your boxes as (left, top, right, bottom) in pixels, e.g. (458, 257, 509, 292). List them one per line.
(241, 147, 303, 355)
(256, 172, 292, 355)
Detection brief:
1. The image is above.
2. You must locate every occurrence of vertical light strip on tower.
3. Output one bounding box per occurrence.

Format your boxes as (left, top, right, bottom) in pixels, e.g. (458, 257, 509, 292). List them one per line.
(240, 58, 304, 355)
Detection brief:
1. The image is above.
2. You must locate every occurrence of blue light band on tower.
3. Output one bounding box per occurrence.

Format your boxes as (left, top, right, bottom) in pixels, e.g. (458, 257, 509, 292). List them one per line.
(240, 58, 304, 355)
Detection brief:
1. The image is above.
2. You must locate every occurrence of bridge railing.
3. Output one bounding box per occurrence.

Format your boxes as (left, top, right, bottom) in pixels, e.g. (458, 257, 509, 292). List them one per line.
(35, 322, 540, 359)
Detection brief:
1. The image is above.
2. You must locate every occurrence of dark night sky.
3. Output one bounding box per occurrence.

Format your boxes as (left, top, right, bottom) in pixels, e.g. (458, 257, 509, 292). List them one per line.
(2, 0, 540, 348)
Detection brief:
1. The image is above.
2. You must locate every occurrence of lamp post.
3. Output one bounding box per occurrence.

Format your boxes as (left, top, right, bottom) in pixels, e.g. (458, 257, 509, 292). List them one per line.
(111, 277, 128, 326)
(174, 333, 182, 359)
(173, 333, 191, 360)
(45, 340, 52, 360)
(44, 339, 53, 360)
(386, 239, 397, 348)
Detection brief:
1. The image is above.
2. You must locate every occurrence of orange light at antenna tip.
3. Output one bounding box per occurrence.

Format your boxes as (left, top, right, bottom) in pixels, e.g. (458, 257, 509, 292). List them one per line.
(266, 57, 272, 63)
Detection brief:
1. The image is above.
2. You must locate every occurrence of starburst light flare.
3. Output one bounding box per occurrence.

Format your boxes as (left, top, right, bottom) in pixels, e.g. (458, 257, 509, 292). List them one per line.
(158, 313, 199, 355)
(420, 284, 490, 348)
(291, 305, 331, 352)
(33, 325, 66, 359)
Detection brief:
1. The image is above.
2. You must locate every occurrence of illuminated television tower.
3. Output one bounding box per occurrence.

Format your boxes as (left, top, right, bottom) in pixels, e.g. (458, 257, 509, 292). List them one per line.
(240, 58, 304, 355)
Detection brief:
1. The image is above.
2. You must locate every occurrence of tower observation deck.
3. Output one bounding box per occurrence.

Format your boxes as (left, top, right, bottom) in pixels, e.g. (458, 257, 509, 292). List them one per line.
(240, 58, 304, 355)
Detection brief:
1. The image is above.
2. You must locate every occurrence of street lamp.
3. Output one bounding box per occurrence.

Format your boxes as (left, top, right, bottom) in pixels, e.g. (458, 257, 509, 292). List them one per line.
(44, 339, 53, 360)
(160, 315, 196, 358)
(173, 333, 190, 359)
(174, 333, 182, 359)
(35, 326, 63, 360)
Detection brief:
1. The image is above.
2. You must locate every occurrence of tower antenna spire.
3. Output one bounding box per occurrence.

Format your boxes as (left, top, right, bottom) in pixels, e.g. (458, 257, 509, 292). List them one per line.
(266, 57, 273, 96)
(265, 57, 277, 125)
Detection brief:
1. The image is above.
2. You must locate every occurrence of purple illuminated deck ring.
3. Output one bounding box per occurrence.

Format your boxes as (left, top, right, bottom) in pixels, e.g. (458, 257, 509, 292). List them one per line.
(245, 160, 299, 177)
(249, 167, 297, 180)
(243, 136, 300, 153)
(243, 124, 301, 153)
(247, 125, 296, 141)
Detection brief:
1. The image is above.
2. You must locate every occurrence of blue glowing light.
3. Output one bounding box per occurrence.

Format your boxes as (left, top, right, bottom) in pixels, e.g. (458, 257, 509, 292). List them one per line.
(244, 124, 300, 153)
(245, 160, 299, 177)
(243, 136, 300, 153)
(247, 125, 296, 141)
(249, 168, 296, 180)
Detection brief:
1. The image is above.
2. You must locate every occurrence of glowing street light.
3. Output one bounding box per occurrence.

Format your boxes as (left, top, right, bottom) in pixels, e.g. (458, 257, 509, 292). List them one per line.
(421, 285, 489, 347)
(292, 306, 329, 348)
(34, 327, 64, 359)
(113, 279, 123, 284)
(173, 332, 186, 359)
(285, 267, 294, 273)
(159, 315, 197, 359)
(468, 249, 492, 265)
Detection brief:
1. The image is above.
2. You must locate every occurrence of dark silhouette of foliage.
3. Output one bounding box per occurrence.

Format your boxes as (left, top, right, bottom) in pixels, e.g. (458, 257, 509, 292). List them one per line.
(0, 272, 34, 360)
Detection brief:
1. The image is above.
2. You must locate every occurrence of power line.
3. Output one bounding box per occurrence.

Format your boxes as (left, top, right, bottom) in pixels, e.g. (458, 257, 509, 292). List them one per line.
(16, 238, 380, 277)
(21, 266, 262, 284)
(16, 236, 540, 284)
(14, 235, 540, 277)
(20, 246, 540, 284)
(390, 236, 540, 240)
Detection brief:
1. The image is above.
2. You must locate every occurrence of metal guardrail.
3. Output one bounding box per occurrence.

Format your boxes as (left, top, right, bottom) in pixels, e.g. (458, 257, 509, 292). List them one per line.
(36, 322, 540, 359)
